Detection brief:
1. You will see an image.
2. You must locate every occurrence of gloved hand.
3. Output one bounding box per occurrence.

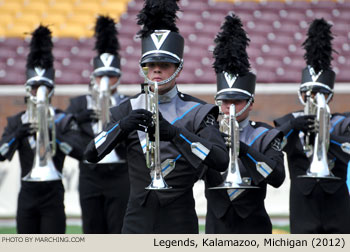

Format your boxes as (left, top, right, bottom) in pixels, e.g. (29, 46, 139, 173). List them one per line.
(15, 123, 35, 140)
(148, 112, 178, 141)
(239, 141, 249, 157)
(290, 115, 315, 133)
(119, 109, 153, 134)
(75, 109, 97, 124)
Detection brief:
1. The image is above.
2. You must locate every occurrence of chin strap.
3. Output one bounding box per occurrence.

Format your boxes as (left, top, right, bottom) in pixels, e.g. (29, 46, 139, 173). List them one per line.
(236, 97, 253, 117)
(139, 60, 183, 86)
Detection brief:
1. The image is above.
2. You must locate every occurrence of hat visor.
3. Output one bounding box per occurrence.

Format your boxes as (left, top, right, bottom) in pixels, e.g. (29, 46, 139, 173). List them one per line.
(300, 85, 332, 94)
(93, 70, 121, 77)
(215, 91, 251, 101)
(26, 80, 54, 89)
(141, 53, 179, 65)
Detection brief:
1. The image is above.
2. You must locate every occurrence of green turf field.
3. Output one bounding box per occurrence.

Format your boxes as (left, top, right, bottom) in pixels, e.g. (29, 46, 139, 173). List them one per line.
(0, 225, 290, 234)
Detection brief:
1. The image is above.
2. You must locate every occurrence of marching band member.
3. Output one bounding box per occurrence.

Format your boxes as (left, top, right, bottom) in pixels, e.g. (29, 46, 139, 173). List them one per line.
(65, 15, 130, 234)
(84, 0, 228, 234)
(204, 13, 285, 234)
(0, 26, 84, 234)
(274, 19, 350, 233)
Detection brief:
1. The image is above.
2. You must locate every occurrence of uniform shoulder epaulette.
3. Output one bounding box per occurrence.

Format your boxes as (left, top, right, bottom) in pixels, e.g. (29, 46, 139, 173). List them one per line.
(177, 92, 206, 104)
(251, 121, 272, 130)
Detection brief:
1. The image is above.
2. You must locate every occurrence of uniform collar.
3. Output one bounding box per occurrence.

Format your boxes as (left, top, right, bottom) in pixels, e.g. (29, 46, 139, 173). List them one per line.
(158, 85, 178, 103)
(239, 117, 250, 131)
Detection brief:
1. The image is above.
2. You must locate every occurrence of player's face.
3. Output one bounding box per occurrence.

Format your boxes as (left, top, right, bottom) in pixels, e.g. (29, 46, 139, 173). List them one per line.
(221, 99, 253, 122)
(301, 91, 330, 102)
(94, 75, 120, 94)
(146, 62, 181, 95)
(95, 76, 120, 86)
(29, 84, 53, 97)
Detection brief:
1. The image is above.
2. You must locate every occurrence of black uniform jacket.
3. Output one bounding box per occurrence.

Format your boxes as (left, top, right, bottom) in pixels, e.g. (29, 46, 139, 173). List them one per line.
(205, 121, 285, 219)
(274, 112, 350, 195)
(85, 91, 229, 207)
(65, 94, 128, 164)
(0, 109, 85, 177)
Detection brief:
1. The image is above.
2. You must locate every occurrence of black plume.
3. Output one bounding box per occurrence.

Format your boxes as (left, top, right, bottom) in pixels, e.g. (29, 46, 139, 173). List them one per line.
(94, 15, 119, 56)
(213, 14, 250, 75)
(137, 0, 180, 38)
(302, 18, 334, 73)
(26, 25, 54, 69)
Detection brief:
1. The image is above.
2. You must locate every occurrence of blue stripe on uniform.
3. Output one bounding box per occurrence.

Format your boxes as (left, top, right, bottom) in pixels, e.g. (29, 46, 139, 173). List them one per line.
(247, 153, 269, 175)
(171, 103, 200, 125)
(330, 139, 341, 146)
(8, 137, 15, 146)
(229, 189, 239, 197)
(330, 116, 345, 133)
(55, 113, 66, 124)
(95, 123, 119, 145)
(162, 154, 182, 172)
(248, 129, 269, 147)
(179, 134, 207, 157)
(286, 129, 294, 138)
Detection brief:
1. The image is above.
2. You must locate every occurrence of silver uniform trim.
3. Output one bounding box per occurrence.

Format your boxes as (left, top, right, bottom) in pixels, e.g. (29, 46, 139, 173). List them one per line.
(300, 82, 333, 92)
(0, 143, 9, 156)
(93, 67, 121, 76)
(141, 50, 181, 61)
(26, 76, 54, 86)
(94, 131, 107, 149)
(191, 142, 209, 160)
(216, 88, 253, 97)
(227, 188, 245, 201)
(256, 162, 272, 178)
(341, 142, 350, 154)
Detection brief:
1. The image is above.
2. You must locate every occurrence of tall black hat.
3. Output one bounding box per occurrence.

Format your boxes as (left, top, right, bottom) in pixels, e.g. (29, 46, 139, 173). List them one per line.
(300, 18, 335, 94)
(213, 14, 255, 101)
(25, 25, 55, 88)
(92, 15, 121, 77)
(137, 0, 184, 66)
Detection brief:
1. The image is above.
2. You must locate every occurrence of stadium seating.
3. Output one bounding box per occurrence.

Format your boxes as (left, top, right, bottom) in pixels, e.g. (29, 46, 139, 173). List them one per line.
(0, 0, 349, 85)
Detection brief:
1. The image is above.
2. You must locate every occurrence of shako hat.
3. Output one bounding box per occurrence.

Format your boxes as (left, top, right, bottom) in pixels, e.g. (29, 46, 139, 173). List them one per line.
(137, 0, 184, 66)
(92, 15, 121, 77)
(25, 25, 55, 88)
(213, 13, 255, 101)
(300, 18, 335, 94)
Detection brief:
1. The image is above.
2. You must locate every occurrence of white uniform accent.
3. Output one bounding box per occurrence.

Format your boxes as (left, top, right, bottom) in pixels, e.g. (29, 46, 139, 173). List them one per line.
(191, 142, 209, 160)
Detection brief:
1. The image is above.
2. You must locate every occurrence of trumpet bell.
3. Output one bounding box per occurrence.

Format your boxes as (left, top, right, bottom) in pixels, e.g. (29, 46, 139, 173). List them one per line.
(298, 157, 340, 180)
(298, 172, 340, 180)
(209, 181, 259, 190)
(145, 174, 172, 190)
(209, 175, 259, 190)
(22, 158, 62, 182)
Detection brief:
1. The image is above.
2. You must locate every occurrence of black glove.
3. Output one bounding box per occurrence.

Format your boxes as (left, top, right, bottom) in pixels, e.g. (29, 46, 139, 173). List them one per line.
(290, 115, 315, 133)
(239, 141, 249, 157)
(15, 123, 34, 140)
(75, 109, 97, 124)
(119, 109, 153, 134)
(148, 112, 178, 141)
